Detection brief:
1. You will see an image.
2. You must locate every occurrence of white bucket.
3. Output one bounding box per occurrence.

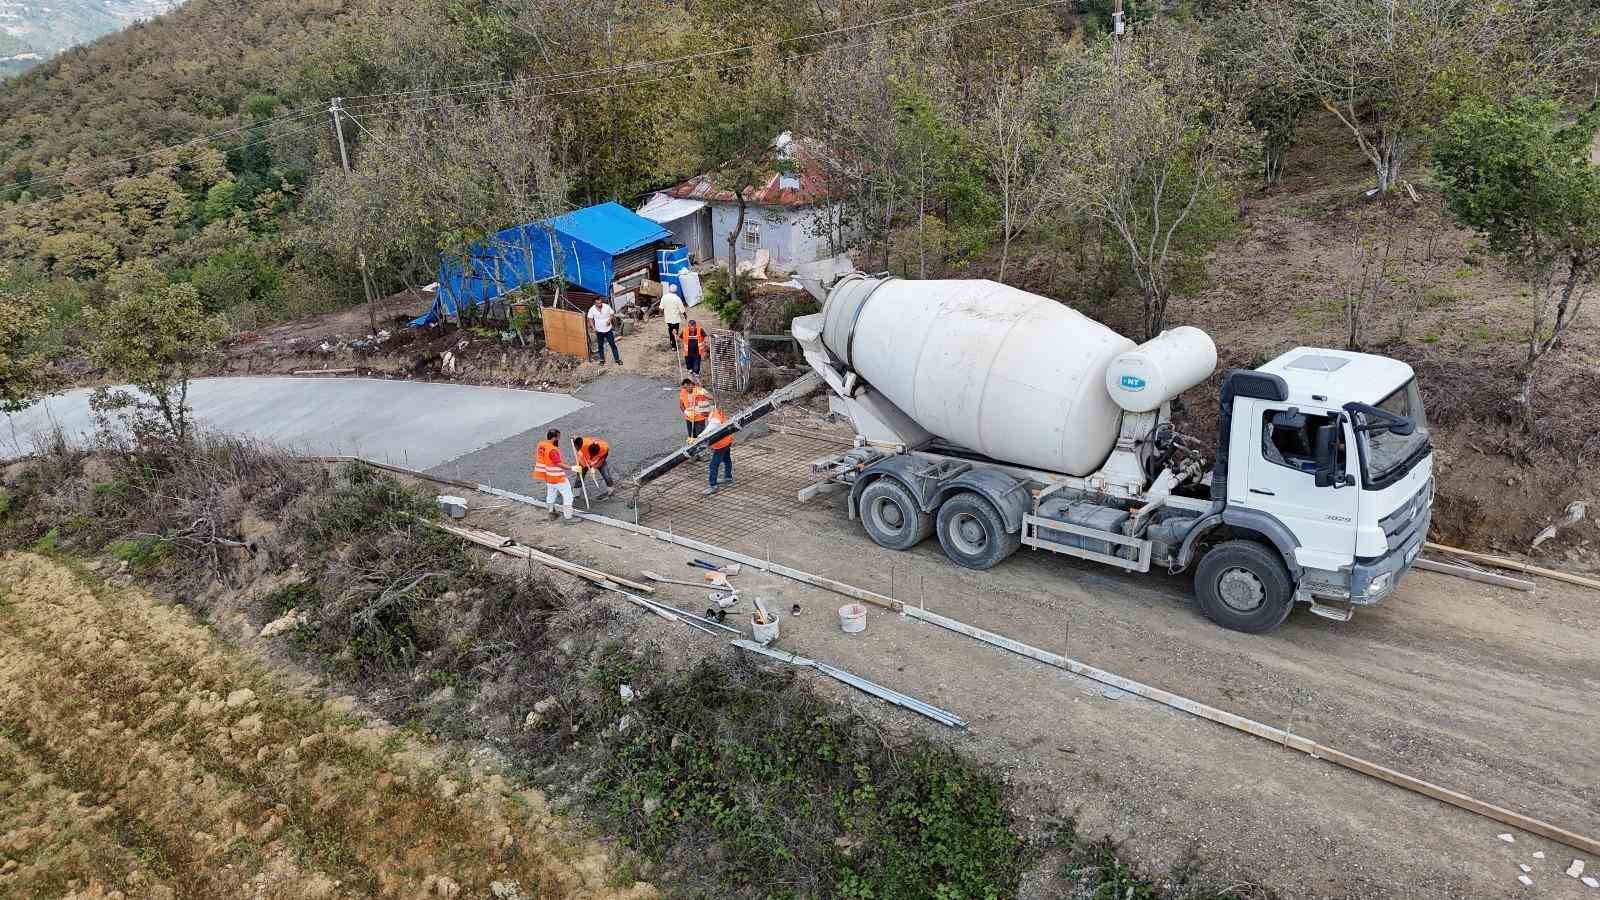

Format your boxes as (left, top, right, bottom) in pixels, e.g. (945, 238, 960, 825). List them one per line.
(751, 615, 780, 645)
(838, 603, 867, 634)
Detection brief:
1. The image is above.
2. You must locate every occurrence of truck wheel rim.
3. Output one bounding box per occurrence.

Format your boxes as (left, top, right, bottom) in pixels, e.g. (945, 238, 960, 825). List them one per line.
(949, 513, 987, 555)
(872, 497, 904, 532)
(1217, 568, 1266, 613)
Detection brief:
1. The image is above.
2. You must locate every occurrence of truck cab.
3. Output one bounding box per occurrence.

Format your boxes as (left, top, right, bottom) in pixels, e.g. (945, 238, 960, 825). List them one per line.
(1186, 349, 1433, 629)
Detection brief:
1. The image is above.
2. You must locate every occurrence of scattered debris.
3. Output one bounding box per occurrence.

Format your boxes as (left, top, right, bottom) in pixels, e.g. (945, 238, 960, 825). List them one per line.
(1414, 557, 1536, 592)
(838, 603, 866, 634)
(791, 603, 801, 617)
(1570, 860, 1587, 878)
(1520, 874, 1534, 886)
(435, 495, 468, 519)
(423, 519, 655, 594)
(732, 639, 966, 728)
(1582, 875, 1597, 888)
(619, 684, 635, 704)
(1520, 864, 1532, 873)
(1426, 541, 1600, 593)
(1535, 852, 1546, 859)
(689, 558, 741, 576)
(1531, 500, 1587, 550)
(258, 608, 305, 638)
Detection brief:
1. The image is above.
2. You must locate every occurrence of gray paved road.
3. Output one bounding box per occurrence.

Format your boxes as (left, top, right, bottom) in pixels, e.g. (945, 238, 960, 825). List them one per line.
(426, 373, 690, 505)
(1, 376, 587, 470)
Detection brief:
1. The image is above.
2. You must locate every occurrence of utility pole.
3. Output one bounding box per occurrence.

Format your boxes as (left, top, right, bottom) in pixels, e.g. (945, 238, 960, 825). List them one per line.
(1113, 0, 1125, 37)
(329, 97, 379, 334)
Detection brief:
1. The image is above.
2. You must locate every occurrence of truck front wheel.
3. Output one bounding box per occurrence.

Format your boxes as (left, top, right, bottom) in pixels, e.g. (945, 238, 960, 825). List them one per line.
(1194, 540, 1295, 633)
(859, 478, 933, 550)
(935, 493, 1021, 570)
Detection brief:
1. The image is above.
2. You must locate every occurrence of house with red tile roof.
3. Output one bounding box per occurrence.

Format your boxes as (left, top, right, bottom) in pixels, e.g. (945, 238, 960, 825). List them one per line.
(637, 132, 853, 272)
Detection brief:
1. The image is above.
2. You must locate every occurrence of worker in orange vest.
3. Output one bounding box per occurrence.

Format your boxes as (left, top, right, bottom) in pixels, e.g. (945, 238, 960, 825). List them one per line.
(702, 406, 734, 496)
(680, 319, 705, 376)
(571, 435, 614, 498)
(531, 428, 575, 522)
(678, 377, 713, 441)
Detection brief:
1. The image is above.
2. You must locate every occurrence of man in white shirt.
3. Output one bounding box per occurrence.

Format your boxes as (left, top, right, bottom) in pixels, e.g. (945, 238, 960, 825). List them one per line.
(659, 283, 686, 350)
(587, 298, 621, 365)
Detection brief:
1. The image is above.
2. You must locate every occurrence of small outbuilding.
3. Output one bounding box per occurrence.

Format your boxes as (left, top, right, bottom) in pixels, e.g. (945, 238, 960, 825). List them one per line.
(413, 201, 671, 326)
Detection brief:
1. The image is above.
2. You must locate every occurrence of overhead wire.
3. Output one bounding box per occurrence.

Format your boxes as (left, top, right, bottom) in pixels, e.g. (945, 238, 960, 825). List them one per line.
(0, 118, 334, 220)
(0, 0, 1070, 217)
(337, 0, 1008, 108)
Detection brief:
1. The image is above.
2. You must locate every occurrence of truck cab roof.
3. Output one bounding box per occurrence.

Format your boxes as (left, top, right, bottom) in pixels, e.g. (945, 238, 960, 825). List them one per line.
(1256, 348, 1415, 407)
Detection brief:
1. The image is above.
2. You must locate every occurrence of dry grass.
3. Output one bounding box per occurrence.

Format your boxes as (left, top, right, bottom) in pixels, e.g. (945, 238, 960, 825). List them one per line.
(0, 552, 656, 900)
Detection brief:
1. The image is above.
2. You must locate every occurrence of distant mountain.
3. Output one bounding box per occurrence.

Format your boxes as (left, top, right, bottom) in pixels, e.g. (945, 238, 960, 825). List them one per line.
(1, 0, 179, 77)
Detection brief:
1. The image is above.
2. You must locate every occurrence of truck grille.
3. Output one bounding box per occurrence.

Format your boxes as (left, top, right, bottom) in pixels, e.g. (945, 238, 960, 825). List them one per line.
(1380, 479, 1433, 551)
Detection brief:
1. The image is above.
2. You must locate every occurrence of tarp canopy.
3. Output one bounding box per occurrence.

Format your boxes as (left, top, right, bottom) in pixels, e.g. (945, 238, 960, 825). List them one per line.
(414, 202, 670, 326)
(637, 192, 707, 224)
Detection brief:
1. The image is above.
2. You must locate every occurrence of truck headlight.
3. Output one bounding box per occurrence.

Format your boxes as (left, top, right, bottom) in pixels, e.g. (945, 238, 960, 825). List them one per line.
(1366, 572, 1393, 596)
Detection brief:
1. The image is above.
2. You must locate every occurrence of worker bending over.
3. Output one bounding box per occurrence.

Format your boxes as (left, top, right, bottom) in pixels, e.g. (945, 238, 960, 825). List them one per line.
(679, 377, 713, 441)
(680, 318, 705, 376)
(572, 435, 614, 498)
(703, 406, 734, 496)
(532, 428, 576, 522)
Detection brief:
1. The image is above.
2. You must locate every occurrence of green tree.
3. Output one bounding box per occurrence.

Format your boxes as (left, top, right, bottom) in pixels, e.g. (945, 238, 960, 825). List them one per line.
(1434, 96, 1600, 421)
(0, 266, 48, 412)
(191, 247, 284, 315)
(1054, 24, 1258, 339)
(85, 262, 229, 445)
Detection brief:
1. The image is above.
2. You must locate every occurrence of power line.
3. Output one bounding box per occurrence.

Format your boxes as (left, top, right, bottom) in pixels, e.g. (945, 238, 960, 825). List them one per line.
(338, 0, 1007, 109)
(350, 0, 1073, 122)
(7, 105, 328, 196)
(0, 119, 334, 220)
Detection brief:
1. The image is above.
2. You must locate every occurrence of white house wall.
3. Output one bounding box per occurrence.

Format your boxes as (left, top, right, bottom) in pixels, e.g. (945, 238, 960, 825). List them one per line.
(708, 202, 844, 271)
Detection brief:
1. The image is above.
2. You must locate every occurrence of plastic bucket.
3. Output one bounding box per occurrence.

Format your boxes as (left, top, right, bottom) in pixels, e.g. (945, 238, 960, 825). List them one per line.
(751, 615, 780, 645)
(838, 604, 867, 634)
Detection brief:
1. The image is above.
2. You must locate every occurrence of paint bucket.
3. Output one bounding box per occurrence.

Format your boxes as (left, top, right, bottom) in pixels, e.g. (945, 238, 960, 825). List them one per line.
(838, 603, 867, 634)
(751, 614, 780, 645)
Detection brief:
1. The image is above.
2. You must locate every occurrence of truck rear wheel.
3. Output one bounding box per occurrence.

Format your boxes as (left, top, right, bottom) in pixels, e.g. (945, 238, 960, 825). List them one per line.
(935, 492, 1021, 570)
(1194, 540, 1294, 633)
(859, 478, 933, 551)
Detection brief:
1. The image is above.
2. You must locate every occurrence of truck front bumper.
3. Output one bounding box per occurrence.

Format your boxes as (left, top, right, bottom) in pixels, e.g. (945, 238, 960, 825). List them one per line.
(1347, 508, 1431, 605)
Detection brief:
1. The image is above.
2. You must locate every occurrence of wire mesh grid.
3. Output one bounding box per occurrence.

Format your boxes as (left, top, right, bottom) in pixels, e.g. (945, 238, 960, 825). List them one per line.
(634, 409, 853, 548)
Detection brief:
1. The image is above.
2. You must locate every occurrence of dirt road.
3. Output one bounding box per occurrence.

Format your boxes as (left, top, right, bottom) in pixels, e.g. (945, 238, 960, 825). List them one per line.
(464, 426, 1600, 900)
(0, 552, 655, 900)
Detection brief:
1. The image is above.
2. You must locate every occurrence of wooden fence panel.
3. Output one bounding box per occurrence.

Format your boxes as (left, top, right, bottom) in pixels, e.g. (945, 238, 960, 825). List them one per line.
(542, 307, 590, 358)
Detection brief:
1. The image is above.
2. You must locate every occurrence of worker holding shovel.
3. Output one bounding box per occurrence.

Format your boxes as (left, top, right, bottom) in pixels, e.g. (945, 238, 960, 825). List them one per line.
(571, 435, 614, 499)
(702, 406, 734, 496)
(532, 428, 576, 523)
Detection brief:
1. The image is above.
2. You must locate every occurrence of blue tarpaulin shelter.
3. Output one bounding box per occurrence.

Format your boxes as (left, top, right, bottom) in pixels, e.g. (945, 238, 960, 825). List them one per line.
(413, 202, 670, 326)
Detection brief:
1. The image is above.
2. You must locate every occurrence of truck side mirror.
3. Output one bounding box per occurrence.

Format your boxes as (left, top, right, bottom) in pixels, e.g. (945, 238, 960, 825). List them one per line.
(1313, 422, 1341, 488)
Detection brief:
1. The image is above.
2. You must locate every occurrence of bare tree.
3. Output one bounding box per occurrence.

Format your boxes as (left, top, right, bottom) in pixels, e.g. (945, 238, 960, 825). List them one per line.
(1053, 22, 1258, 339)
(977, 68, 1058, 281)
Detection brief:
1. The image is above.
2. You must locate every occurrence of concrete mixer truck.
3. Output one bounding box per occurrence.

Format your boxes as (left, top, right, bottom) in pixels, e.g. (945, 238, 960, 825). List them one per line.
(788, 274, 1434, 633)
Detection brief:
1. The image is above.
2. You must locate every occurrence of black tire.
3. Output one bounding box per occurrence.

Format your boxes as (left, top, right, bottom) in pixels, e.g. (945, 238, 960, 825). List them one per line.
(859, 478, 933, 551)
(935, 492, 1022, 570)
(1194, 540, 1295, 633)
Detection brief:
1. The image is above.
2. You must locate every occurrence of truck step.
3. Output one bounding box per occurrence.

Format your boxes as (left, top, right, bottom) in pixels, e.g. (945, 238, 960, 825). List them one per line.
(1306, 599, 1355, 622)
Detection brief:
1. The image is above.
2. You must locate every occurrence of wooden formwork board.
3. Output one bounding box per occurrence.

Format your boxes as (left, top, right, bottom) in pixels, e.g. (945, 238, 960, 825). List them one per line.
(542, 307, 589, 358)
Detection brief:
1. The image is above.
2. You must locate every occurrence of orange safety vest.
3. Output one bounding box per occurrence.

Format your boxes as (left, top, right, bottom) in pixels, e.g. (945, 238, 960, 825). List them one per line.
(680, 322, 705, 359)
(576, 438, 608, 468)
(683, 386, 712, 423)
(532, 440, 566, 484)
(707, 410, 733, 450)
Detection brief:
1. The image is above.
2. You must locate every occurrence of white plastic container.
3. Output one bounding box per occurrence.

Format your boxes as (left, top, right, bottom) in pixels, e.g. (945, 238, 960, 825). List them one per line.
(820, 276, 1135, 475)
(1104, 327, 1218, 413)
(838, 603, 867, 634)
(751, 615, 780, 645)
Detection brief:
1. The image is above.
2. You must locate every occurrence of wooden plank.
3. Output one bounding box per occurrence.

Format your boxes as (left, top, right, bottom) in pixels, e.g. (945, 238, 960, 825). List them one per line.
(903, 606, 1600, 858)
(1425, 541, 1600, 593)
(1413, 558, 1535, 591)
(541, 306, 590, 358)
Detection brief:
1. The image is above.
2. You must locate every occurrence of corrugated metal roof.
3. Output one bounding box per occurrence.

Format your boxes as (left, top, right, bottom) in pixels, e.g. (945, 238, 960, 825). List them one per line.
(664, 134, 834, 207)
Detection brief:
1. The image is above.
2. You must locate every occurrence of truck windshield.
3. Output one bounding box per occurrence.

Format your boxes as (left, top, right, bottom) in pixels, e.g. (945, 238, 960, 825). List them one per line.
(1354, 379, 1429, 486)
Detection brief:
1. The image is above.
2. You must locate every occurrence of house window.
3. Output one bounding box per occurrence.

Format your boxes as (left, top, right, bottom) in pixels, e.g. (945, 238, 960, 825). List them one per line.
(741, 223, 761, 248)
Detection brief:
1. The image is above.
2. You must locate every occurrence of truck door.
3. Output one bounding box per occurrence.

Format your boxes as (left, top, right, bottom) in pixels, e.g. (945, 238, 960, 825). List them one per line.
(1244, 406, 1359, 572)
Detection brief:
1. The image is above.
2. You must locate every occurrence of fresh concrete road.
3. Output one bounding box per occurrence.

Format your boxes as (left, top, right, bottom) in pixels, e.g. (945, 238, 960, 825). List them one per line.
(1, 377, 588, 470)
